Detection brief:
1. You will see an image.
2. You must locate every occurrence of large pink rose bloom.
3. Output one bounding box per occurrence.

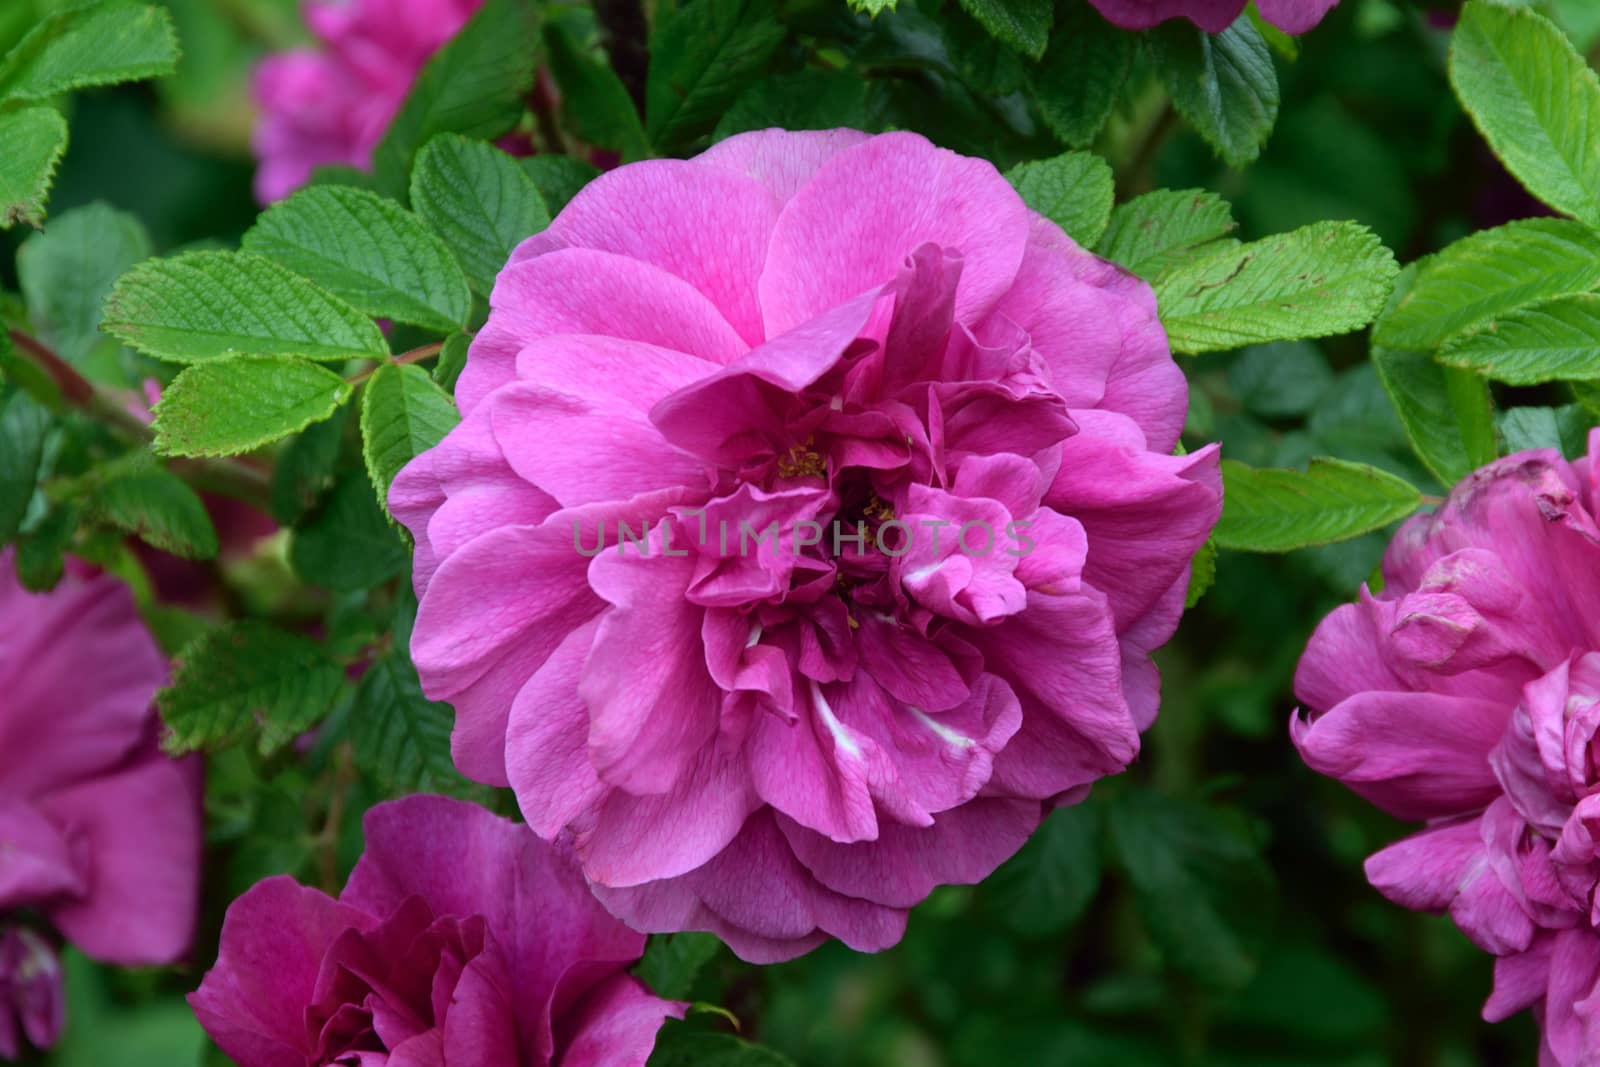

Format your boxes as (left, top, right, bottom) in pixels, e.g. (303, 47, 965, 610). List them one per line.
(1089, 0, 1336, 32)
(394, 128, 1221, 962)
(0, 553, 201, 1060)
(251, 0, 479, 201)
(1294, 432, 1600, 1066)
(190, 795, 680, 1066)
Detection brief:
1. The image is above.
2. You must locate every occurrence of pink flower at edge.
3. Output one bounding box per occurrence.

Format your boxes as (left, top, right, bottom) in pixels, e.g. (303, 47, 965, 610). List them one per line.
(1087, 0, 1338, 33)
(0, 551, 201, 1060)
(1292, 431, 1600, 1066)
(251, 0, 481, 202)
(393, 128, 1222, 962)
(189, 794, 682, 1067)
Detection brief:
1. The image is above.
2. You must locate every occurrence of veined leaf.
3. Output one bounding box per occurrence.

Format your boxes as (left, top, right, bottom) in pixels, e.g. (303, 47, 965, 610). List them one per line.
(956, 0, 1052, 59)
(18, 202, 152, 364)
(159, 622, 343, 755)
(75, 452, 219, 560)
(1374, 218, 1600, 350)
(1150, 16, 1278, 168)
(1005, 151, 1114, 248)
(1449, 1, 1600, 226)
(0, 106, 67, 230)
(361, 362, 460, 516)
(1096, 188, 1238, 281)
(0, 387, 50, 544)
(290, 473, 407, 591)
(411, 134, 549, 295)
(544, 20, 650, 160)
(1030, 2, 1133, 148)
(243, 186, 471, 331)
(153, 356, 353, 457)
(103, 251, 389, 364)
(1214, 457, 1422, 553)
(646, 0, 787, 153)
(1372, 264, 1499, 485)
(0, 2, 179, 102)
(1439, 294, 1600, 385)
(1154, 221, 1398, 354)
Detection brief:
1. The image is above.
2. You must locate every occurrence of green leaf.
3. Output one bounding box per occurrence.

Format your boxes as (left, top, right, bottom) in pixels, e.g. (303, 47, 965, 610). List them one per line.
(1030, 2, 1133, 148)
(1375, 348, 1497, 486)
(714, 68, 870, 142)
(1185, 538, 1217, 608)
(1500, 404, 1593, 457)
(1574, 379, 1600, 420)
(17, 202, 151, 364)
(1004, 151, 1115, 249)
(243, 186, 471, 331)
(370, 0, 541, 198)
(1154, 221, 1398, 355)
(1214, 456, 1422, 553)
(1228, 342, 1333, 418)
(153, 356, 353, 457)
(349, 647, 475, 797)
(648, 1020, 797, 1067)
(544, 21, 650, 161)
(984, 803, 1103, 939)
(269, 409, 348, 525)
(519, 155, 600, 215)
(955, 0, 1051, 58)
(1150, 16, 1278, 168)
(1108, 788, 1276, 990)
(0, 387, 50, 544)
(103, 251, 389, 364)
(411, 134, 549, 295)
(160, 622, 343, 755)
(635, 933, 723, 1001)
(14, 500, 75, 591)
(1372, 264, 1498, 485)
(1438, 294, 1600, 385)
(645, 0, 787, 153)
(290, 473, 408, 591)
(1373, 219, 1600, 350)
(76, 452, 219, 560)
(0, 106, 67, 229)
(349, 654, 459, 793)
(1449, 1, 1600, 226)
(433, 330, 471, 393)
(361, 362, 460, 515)
(1095, 188, 1237, 280)
(0, 3, 179, 102)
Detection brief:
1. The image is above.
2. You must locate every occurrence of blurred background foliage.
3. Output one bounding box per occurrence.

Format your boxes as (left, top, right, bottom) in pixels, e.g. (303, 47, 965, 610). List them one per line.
(6, 0, 1595, 1063)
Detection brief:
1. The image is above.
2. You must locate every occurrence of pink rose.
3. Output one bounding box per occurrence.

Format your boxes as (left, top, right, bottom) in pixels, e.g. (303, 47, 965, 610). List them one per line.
(394, 128, 1221, 962)
(189, 795, 681, 1066)
(1088, 0, 1337, 32)
(1294, 431, 1600, 1066)
(251, 0, 480, 202)
(0, 552, 201, 1059)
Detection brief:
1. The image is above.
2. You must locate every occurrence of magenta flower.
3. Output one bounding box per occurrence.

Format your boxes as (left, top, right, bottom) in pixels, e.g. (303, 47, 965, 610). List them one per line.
(1293, 432, 1600, 1066)
(1088, 0, 1337, 32)
(393, 128, 1221, 962)
(0, 553, 200, 1060)
(251, 0, 479, 201)
(190, 795, 680, 1066)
